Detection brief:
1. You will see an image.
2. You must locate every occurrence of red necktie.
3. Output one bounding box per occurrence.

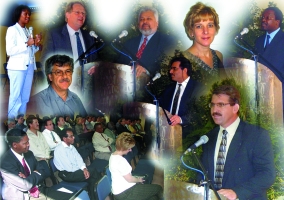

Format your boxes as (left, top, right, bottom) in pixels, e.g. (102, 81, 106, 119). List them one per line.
(22, 158, 40, 198)
(136, 37, 148, 60)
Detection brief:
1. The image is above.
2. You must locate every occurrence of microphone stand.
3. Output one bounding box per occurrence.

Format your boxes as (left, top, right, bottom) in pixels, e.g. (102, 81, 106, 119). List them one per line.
(234, 37, 260, 124)
(145, 85, 160, 149)
(76, 40, 105, 94)
(190, 149, 221, 200)
(111, 42, 136, 101)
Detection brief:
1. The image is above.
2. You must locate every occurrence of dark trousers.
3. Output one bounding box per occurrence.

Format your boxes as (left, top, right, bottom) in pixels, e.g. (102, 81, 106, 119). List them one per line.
(58, 166, 100, 200)
(114, 184, 163, 200)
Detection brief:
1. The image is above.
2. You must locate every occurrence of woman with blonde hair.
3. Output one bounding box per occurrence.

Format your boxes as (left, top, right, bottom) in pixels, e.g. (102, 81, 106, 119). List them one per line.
(109, 132, 163, 200)
(183, 2, 223, 79)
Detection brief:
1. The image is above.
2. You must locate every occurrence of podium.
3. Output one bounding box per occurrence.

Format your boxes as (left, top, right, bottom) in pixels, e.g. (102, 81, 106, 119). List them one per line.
(73, 62, 150, 114)
(221, 58, 283, 123)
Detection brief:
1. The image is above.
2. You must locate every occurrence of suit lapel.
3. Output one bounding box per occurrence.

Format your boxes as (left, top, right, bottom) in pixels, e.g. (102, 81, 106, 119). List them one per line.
(178, 80, 195, 115)
(222, 121, 244, 184)
(61, 25, 73, 55)
(207, 128, 219, 181)
(8, 149, 26, 174)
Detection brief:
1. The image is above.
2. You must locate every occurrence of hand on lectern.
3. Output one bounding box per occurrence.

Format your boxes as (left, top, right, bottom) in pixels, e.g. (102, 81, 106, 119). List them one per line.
(218, 189, 237, 200)
(133, 64, 146, 77)
(169, 115, 182, 126)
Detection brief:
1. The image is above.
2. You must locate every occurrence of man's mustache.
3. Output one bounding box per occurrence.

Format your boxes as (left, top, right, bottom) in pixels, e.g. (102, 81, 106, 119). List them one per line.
(59, 78, 70, 83)
(212, 112, 222, 116)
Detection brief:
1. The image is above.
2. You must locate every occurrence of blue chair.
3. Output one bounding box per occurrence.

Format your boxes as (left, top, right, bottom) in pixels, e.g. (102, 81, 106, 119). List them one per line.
(96, 175, 111, 200)
(49, 158, 88, 191)
(91, 158, 109, 173)
(105, 167, 112, 186)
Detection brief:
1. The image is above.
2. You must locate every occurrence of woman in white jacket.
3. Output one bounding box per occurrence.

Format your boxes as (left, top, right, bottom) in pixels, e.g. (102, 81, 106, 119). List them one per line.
(6, 5, 41, 119)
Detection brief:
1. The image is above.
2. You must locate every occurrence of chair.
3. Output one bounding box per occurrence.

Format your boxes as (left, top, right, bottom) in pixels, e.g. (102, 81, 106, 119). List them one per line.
(96, 175, 112, 200)
(1, 63, 9, 89)
(105, 167, 112, 186)
(49, 158, 88, 191)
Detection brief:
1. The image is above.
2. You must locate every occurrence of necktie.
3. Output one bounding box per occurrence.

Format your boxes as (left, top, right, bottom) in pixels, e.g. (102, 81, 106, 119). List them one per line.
(50, 131, 56, 143)
(214, 130, 228, 189)
(22, 158, 40, 198)
(136, 37, 148, 60)
(264, 34, 270, 50)
(75, 32, 84, 58)
(171, 84, 182, 115)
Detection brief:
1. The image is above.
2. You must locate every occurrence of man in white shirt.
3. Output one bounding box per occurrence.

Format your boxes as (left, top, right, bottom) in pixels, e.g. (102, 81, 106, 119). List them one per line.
(26, 115, 50, 161)
(92, 123, 113, 160)
(159, 56, 202, 138)
(42, 118, 61, 152)
(54, 128, 100, 200)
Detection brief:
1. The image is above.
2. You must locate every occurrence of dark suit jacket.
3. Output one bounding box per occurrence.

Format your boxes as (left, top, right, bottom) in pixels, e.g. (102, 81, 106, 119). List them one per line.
(201, 120, 275, 200)
(255, 30, 284, 110)
(41, 24, 98, 64)
(116, 124, 131, 135)
(117, 31, 176, 76)
(158, 79, 202, 138)
(0, 150, 45, 199)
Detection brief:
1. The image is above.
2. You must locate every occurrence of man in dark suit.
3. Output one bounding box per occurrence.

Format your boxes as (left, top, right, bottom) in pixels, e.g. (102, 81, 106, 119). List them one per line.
(201, 85, 275, 200)
(117, 6, 176, 77)
(41, 1, 97, 69)
(159, 56, 202, 139)
(0, 129, 45, 199)
(254, 7, 284, 114)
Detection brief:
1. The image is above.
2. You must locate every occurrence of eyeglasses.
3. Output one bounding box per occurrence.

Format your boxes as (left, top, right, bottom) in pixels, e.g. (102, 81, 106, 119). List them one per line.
(208, 103, 234, 108)
(71, 11, 87, 16)
(51, 69, 73, 76)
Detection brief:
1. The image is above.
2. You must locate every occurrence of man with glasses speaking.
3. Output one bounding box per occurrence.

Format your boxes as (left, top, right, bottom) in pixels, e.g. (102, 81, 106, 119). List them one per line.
(29, 54, 87, 118)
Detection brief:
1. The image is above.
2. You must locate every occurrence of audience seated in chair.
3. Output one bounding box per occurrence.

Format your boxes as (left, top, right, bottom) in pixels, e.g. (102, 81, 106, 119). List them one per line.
(54, 128, 101, 200)
(42, 117, 61, 152)
(92, 123, 113, 161)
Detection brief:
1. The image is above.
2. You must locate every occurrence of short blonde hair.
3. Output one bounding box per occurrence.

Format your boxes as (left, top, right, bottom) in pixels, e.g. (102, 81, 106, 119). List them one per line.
(183, 2, 220, 40)
(116, 132, 135, 151)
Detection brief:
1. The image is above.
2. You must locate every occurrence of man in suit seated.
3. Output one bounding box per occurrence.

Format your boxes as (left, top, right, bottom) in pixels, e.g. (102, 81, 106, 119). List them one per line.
(0, 129, 46, 199)
(159, 56, 203, 139)
(29, 54, 88, 118)
(15, 114, 27, 130)
(54, 128, 101, 200)
(201, 85, 275, 200)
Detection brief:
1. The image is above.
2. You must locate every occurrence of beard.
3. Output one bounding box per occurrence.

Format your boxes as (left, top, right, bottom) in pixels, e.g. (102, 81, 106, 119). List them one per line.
(139, 28, 155, 36)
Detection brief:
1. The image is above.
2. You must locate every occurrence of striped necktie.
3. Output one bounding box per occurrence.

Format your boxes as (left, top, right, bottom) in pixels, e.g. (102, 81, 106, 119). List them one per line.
(214, 129, 228, 189)
(136, 37, 148, 60)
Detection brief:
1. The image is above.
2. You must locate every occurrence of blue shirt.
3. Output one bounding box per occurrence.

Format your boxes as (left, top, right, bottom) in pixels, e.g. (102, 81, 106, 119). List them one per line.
(31, 85, 87, 118)
(54, 142, 86, 172)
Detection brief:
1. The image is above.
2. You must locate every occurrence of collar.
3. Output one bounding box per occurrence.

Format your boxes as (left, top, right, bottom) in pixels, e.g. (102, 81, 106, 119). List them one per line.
(267, 27, 280, 40)
(47, 85, 73, 101)
(62, 141, 73, 149)
(220, 117, 240, 135)
(177, 76, 190, 87)
(11, 148, 24, 160)
(141, 31, 156, 42)
(66, 24, 81, 35)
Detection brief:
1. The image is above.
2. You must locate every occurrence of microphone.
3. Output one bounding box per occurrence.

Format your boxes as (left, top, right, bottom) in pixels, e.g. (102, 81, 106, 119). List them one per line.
(235, 28, 249, 39)
(147, 73, 161, 85)
(89, 31, 103, 42)
(184, 135, 209, 154)
(95, 108, 105, 115)
(29, 27, 33, 38)
(112, 30, 128, 42)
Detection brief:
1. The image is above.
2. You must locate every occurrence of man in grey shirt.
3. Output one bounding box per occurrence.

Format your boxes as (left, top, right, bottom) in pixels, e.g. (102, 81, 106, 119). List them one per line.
(29, 54, 87, 119)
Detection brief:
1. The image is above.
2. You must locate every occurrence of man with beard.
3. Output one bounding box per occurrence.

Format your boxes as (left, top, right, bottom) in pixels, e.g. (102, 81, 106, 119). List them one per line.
(29, 54, 87, 118)
(117, 6, 176, 78)
(254, 7, 284, 115)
